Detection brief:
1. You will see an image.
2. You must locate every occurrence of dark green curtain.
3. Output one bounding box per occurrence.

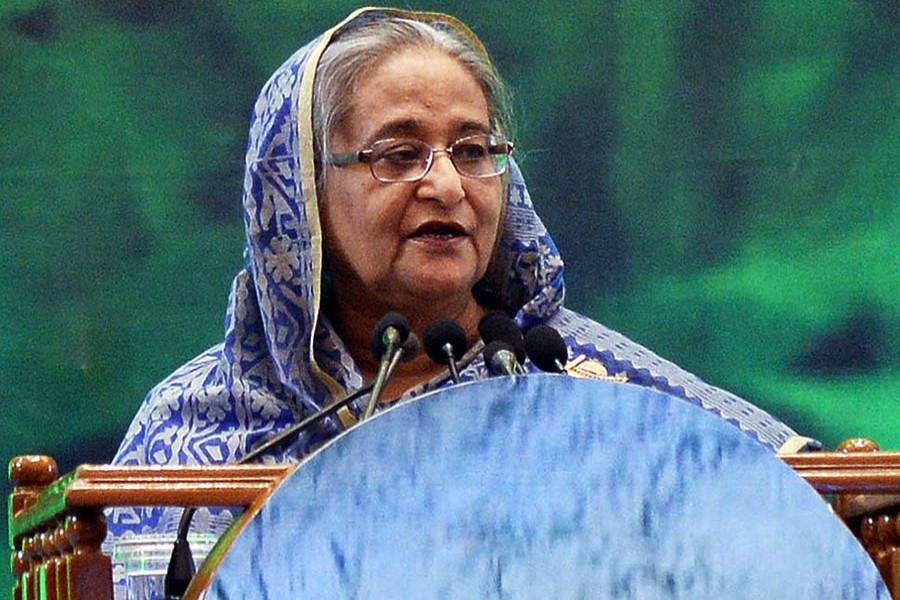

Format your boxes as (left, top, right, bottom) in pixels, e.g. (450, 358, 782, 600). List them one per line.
(2, 1, 898, 589)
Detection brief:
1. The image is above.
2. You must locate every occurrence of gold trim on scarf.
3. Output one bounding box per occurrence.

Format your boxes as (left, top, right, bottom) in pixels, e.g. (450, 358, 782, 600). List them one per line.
(296, 7, 371, 399)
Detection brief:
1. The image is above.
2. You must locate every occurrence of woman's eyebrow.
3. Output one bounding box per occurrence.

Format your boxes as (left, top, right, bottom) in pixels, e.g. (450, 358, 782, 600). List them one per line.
(456, 121, 491, 136)
(366, 119, 422, 144)
(364, 118, 491, 145)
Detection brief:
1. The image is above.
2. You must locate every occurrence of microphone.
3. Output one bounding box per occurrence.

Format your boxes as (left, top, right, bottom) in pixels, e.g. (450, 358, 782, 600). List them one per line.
(423, 318, 467, 384)
(483, 340, 520, 376)
(363, 312, 411, 419)
(241, 332, 418, 464)
(524, 325, 569, 373)
(383, 332, 421, 384)
(368, 311, 411, 361)
(478, 310, 526, 373)
(398, 331, 422, 365)
(478, 310, 525, 360)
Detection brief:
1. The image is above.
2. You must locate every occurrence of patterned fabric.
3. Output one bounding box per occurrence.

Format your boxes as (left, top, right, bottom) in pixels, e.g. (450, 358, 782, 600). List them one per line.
(108, 6, 801, 551)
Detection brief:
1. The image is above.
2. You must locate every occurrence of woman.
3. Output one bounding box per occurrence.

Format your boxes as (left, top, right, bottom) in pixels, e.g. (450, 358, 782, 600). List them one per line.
(109, 7, 808, 551)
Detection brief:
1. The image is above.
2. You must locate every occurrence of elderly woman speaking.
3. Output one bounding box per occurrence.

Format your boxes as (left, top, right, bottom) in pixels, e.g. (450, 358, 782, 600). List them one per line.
(109, 8, 808, 554)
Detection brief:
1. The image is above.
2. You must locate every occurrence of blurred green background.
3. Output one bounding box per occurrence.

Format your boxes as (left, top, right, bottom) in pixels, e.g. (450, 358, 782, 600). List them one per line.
(2, 0, 898, 587)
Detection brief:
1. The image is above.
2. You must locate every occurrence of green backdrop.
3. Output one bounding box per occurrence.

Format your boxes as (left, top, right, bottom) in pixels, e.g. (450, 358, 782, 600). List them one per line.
(2, 0, 898, 589)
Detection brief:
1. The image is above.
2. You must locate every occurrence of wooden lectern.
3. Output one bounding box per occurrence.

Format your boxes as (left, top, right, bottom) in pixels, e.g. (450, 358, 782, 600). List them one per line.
(10, 369, 900, 600)
(10, 442, 900, 599)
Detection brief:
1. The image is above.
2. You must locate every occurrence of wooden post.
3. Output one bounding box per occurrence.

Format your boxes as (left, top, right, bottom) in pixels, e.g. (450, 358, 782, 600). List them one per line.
(8, 456, 57, 600)
(64, 511, 112, 600)
(831, 438, 900, 596)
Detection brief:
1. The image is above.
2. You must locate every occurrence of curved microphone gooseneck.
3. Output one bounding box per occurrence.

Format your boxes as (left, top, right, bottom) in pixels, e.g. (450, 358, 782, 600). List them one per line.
(165, 382, 376, 598)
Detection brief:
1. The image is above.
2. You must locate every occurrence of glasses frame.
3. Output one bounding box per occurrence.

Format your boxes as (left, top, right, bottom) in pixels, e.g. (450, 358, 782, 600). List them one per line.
(328, 133, 514, 183)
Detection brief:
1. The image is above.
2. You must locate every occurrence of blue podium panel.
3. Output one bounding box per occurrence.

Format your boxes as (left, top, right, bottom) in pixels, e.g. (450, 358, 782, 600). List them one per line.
(206, 376, 888, 599)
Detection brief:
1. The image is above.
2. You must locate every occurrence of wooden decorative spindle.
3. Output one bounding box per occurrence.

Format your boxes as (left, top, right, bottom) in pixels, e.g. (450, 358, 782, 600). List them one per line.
(39, 529, 59, 600)
(64, 512, 113, 600)
(55, 522, 71, 600)
(12, 549, 28, 600)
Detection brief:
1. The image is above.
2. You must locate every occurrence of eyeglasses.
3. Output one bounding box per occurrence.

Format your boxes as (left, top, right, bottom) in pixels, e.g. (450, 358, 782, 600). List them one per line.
(328, 133, 514, 183)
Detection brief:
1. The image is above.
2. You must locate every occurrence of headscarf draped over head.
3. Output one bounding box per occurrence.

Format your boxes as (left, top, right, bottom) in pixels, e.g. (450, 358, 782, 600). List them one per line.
(233, 8, 564, 411)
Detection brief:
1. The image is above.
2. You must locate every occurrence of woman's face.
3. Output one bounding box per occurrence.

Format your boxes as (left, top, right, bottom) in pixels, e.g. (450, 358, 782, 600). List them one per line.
(321, 47, 503, 316)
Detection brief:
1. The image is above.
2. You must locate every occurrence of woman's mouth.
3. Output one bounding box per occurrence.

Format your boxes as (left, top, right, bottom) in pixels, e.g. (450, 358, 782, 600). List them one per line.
(408, 221, 469, 241)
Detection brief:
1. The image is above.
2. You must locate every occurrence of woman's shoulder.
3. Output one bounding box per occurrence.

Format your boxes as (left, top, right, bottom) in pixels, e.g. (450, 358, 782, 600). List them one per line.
(543, 308, 804, 452)
(114, 344, 289, 464)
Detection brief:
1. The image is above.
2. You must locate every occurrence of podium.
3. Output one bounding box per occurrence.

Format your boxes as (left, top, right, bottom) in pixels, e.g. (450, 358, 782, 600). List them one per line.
(9, 376, 900, 598)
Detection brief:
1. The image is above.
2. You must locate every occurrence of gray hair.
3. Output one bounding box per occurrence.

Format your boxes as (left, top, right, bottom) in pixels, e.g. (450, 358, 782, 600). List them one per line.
(312, 16, 512, 192)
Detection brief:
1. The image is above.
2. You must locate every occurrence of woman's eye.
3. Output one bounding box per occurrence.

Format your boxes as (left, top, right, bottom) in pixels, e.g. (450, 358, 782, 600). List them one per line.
(454, 143, 488, 162)
(377, 145, 423, 164)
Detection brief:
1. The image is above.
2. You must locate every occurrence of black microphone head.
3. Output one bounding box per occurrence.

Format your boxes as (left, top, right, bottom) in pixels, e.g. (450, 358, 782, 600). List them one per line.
(423, 318, 468, 364)
(483, 340, 518, 376)
(370, 312, 410, 359)
(524, 325, 568, 373)
(478, 310, 526, 362)
(400, 332, 421, 363)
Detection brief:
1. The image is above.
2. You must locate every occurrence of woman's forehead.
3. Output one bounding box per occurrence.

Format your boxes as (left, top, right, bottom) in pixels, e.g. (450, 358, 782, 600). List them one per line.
(336, 48, 490, 145)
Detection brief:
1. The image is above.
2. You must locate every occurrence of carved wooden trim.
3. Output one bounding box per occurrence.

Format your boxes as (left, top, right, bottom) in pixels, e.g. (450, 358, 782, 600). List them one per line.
(9, 464, 295, 543)
(782, 451, 900, 494)
(8, 459, 294, 600)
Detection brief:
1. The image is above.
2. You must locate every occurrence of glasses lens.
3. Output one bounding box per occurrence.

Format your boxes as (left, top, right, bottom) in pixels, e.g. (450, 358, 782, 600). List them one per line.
(451, 135, 510, 178)
(370, 139, 430, 182)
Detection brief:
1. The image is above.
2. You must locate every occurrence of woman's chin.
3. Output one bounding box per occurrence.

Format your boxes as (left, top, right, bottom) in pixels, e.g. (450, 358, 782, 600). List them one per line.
(402, 275, 480, 308)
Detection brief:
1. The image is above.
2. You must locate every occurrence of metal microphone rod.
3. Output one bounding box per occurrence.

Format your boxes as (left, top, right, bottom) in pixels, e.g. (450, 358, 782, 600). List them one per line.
(363, 343, 405, 420)
(483, 340, 519, 376)
(363, 326, 404, 418)
(443, 343, 461, 383)
(383, 344, 408, 384)
(241, 383, 373, 463)
(169, 314, 414, 597)
(363, 361, 390, 419)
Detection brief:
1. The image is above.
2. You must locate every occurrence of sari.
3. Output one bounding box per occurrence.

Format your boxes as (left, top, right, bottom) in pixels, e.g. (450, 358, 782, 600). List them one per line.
(108, 6, 805, 559)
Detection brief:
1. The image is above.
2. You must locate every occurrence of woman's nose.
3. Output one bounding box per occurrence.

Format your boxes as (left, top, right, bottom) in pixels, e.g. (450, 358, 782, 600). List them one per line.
(416, 153, 465, 205)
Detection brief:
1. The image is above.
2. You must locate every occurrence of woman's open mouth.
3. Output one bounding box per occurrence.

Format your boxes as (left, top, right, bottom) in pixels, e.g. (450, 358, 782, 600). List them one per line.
(408, 221, 469, 242)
